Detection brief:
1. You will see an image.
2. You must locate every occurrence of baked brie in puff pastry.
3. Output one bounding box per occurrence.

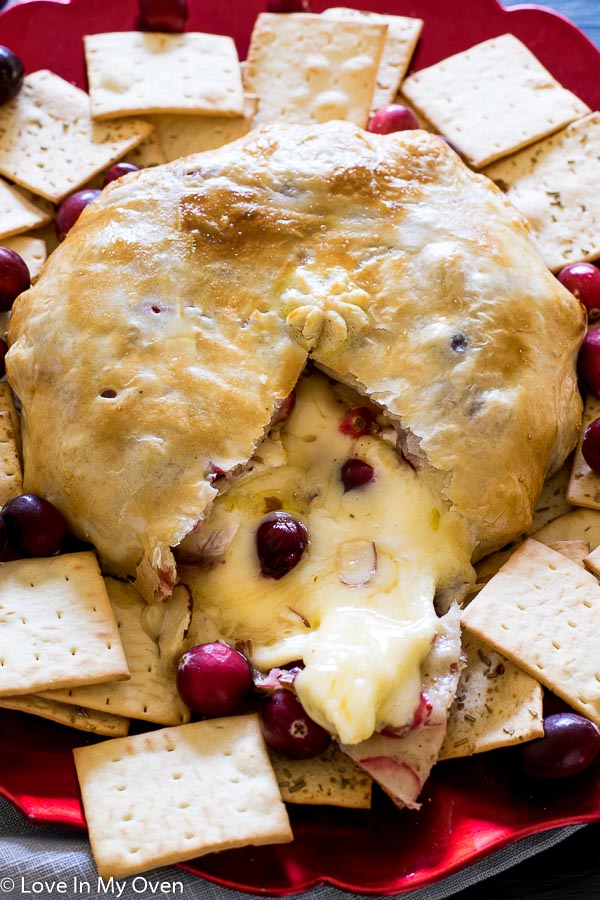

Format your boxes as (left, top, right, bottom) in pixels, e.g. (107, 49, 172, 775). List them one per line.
(6, 122, 584, 799)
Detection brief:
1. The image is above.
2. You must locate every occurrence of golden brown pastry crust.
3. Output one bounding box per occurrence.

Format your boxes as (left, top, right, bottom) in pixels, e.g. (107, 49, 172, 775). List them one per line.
(7, 122, 584, 594)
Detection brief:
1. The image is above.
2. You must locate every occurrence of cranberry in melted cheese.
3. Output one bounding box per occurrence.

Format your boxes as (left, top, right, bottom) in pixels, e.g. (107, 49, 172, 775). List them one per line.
(180, 372, 472, 745)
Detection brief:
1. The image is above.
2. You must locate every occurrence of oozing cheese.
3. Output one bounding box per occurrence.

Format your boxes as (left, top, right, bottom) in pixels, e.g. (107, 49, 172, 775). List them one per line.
(181, 372, 473, 745)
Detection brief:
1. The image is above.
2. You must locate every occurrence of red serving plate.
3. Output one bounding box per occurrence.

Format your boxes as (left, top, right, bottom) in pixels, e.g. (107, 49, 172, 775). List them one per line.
(0, 0, 599, 894)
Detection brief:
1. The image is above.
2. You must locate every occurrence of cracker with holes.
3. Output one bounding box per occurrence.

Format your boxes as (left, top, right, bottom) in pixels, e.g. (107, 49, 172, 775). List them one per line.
(567, 392, 600, 510)
(529, 457, 574, 534)
(440, 630, 543, 759)
(0, 70, 152, 203)
(462, 539, 600, 727)
(122, 131, 166, 169)
(73, 714, 292, 879)
(149, 96, 257, 162)
(0, 694, 129, 737)
(472, 538, 590, 595)
(0, 409, 22, 507)
(484, 113, 600, 271)
(270, 743, 372, 808)
(402, 34, 590, 168)
(321, 8, 423, 112)
(245, 13, 387, 127)
(0, 177, 52, 241)
(41, 580, 191, 726)
(1, 235, 47, 283)
(84, 33, 244, 120)
(533, 507, 600, 549)
(0, 552, 129, 696)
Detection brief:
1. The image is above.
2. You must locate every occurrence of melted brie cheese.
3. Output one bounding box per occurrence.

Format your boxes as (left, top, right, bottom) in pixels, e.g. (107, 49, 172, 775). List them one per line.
(181, 372, 473, 745)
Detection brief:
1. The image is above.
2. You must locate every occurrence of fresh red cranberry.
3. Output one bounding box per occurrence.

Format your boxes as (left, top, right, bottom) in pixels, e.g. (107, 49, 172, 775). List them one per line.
(260, 689, 331, 758)
(520, 712, 600, 779)
(367, 104, 419, 135)
(0, 247, 30, 312)
(138, 0, 188, 31)
(176, 642, 253, 716)
(55, 189, 101, 241)
(102, 161, 140, 187)
(1, 493, 67, 557)
(339, 407, 373, 437)
(557, 262, 600, 321)
(578, 328, 600, 395)
(266, 0, 310, 11)
(256, 511, 308, 579)
(0, 46, 24, 106)
(0, 337, 7, 378)
(582, 418, 600, 473)
(341, 458, 374, 491)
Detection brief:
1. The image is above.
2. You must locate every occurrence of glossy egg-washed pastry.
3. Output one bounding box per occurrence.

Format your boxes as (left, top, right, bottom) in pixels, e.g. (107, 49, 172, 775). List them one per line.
(7, 123, 585, 806)
(7, 121, 584, 599)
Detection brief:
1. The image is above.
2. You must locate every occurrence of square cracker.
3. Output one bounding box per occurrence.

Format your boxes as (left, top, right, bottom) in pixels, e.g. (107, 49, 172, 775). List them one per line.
(529, 456, 574, 534)
(321, 8, 423, 111)
(0, 552, 129, 696)
(0, 410, 22, 507)
(149, 96, 257, 162)
(270, 743, 372, 808)
(121, 131, 166, 169)
(0, 178, 51, 241)
(402, 34, 590, 168)
(567, 391, 600, 510)
(0, 70, 152, 203)
(1, 235, 47, 283)
(73, 714, 293, 879)
(484, 113, 600, 271)
(245, 13, 387, 128)
(85, 32, 244, 120)
(462, 538, 600, 727)
(440, 630, 543, 759)
(0, 694, 129, 737)
(533, 507, 600, 550)
(42, 580, 191, 726)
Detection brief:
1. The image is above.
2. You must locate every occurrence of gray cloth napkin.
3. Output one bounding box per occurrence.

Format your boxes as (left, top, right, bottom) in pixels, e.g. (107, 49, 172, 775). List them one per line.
(0, 796, 583, 899)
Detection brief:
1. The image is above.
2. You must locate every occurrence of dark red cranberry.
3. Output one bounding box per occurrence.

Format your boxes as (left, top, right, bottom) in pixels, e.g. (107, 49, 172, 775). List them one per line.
(266, 0, 310, 11)
(520, 712, 600, 779)
(260, 689, 331, 759)
(341, 458, 374, 491)
(54, 189, 101, 241)
(0, 47, 24, 106)
(0, 247, 30, 312)
(0, 337, 7, 377)
(138, 0, 188, 31)
(582, 418, 600, 473)
(102, 161, 140, 187)
(256, 511, 308, 579)
(557, 262, 600, 321)
(2, 493, 67, 557)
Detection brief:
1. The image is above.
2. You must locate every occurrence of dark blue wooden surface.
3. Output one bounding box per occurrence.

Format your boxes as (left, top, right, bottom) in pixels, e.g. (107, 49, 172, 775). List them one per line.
(504, 0, 599, 47)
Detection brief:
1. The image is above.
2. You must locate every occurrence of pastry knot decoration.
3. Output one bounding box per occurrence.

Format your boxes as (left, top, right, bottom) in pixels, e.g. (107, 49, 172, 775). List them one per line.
(6, 121, 584, 600)
(283, 266, 370, 354)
